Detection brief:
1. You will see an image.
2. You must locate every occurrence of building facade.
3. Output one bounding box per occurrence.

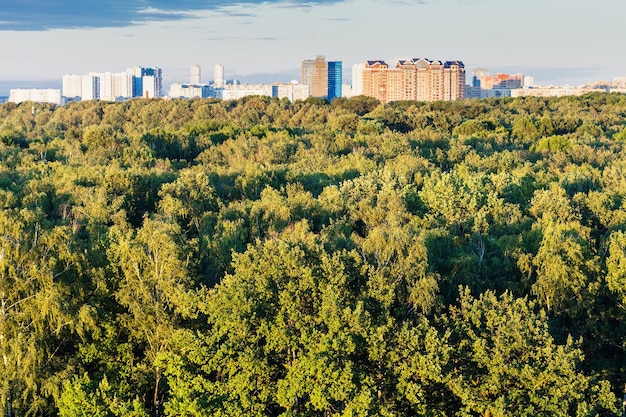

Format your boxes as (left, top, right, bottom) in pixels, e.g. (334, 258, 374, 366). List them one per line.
(351, 63, 365, 96)
(9, 89, 61, 105)
(302, 56, 329, 98)
(190, 65, 201, 84)
(327, 61, 343, 100)
(362, 60, 393, 104)
(63, 66, 161, 101)
(62, 74, 83, 100)
(169, 83, 212, 99)
(510, 86, 605, 98)
(214, 65, 225, 88)
(467, 68, 527, 99)
(272, 83, 310, 101)
(214, 83, 310, 102)
(358, 58, 465, 104)
(81, 74, 100, 101)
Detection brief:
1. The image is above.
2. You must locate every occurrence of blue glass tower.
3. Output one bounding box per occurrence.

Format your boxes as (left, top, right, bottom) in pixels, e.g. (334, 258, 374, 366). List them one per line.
(327, 61, 342, 101)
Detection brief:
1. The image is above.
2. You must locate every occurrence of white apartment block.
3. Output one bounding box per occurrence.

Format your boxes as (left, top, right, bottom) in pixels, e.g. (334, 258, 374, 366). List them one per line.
(214, 65, 225, 88)
(81, 74, 100, 100)
(63, 66, 161, 101)
(99, 72, 133, 101)
(190, 65, 201, 84)
(62, 74, 83, 99)
(210, 83, 310, 102)
(523, 76, 535, 88)
(510, 86, 605, 98)
(272, 83, 310, 101)
(217, 84, 273, 100)
(9, 89, 61, 105)
(342, 83, 353, 98)
(352, 63, 364, 96)
(169, 83, 212, 99)
(142, 75, 157, 99)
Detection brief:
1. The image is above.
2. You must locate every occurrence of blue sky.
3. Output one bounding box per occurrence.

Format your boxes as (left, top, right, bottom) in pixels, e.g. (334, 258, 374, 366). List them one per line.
(1, 0, 625, 95)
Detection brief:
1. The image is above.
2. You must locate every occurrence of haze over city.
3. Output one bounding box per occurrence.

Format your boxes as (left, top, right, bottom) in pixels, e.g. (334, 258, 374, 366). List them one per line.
(1, 0, 625, 96)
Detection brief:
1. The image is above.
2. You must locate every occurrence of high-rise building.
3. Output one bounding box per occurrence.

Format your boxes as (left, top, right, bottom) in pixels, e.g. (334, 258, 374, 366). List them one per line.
(63, 66, 161, 101)
(302, 56, 329, 98)
(328, 61, 342, 100)
(81, 73, 100, 101)
(191, 64, 201, 84)
(214, 64, 225, 88)
(126, 66, 162, 98)
(352, 63, 365, 96)
(359, 57, 465, 104)
(142, 67, 162, 98)
(126, 66, 144, 97)
(443, 61, 466, 101)
(62, 74, 83, 99)
(302, 56, 342, 99)
(362, 60, 393, 104)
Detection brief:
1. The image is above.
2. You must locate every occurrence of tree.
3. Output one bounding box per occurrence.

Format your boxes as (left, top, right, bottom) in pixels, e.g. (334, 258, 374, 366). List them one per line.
(0, 210, 82, 416)
(528, 186, 599, 315)
(163, 223, 380, 416)
(108, 217, 198, 416)
(442, 288, 616, 417)
(606, 230, 626, 309)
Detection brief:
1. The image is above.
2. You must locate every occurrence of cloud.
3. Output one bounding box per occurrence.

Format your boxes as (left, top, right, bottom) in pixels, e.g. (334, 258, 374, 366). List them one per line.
(0, 0, 345, 31)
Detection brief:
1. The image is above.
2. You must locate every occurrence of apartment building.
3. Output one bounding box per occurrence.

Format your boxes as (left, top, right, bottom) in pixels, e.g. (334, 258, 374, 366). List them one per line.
(362, 60, 393, 104)
(63, 66, 162, 101)
(359, 58, 466, 103)
(9, 88, 61, 105)
(353, 58, 465, 103)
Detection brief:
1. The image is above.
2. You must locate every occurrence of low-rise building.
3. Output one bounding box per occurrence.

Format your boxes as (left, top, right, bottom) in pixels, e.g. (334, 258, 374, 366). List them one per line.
(211, 82, 310, 102)
(510, 86, 607, 98)
(272, 83, 310, 101)
(9, 88, 61, 105)
(169, 83, 213, 99)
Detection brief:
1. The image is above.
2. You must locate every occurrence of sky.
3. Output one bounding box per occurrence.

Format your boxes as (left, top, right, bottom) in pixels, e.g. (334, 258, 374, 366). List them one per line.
(1, 0, 625, 95)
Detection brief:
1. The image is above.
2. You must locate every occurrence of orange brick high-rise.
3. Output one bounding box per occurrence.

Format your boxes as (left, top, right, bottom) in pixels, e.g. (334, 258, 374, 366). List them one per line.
(361, 58, 465, 104)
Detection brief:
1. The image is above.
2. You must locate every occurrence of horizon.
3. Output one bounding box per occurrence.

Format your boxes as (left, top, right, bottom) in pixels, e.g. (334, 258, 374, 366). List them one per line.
(1, 64, 622, 98)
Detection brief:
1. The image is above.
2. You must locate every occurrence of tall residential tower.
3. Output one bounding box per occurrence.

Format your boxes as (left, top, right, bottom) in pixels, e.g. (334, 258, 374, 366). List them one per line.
(214, 64, 225, 88)
(190, 64, 201, 84)
(302, 56, 342, 100)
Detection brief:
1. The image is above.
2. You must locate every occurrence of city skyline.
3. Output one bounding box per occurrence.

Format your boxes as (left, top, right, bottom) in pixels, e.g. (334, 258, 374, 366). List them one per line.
(1, 0, 626, 96)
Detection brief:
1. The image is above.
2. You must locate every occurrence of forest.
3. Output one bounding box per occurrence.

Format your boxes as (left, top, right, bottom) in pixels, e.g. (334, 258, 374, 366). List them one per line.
(0, 92, 625, 416)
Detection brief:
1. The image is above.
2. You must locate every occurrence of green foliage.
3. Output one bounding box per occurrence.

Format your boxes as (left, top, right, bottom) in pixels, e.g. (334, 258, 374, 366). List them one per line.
(443, 289, 617, 417)
(0, 93, 624, 416)
(58, 374, 148, 417)
(530, 134, 572, 153)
